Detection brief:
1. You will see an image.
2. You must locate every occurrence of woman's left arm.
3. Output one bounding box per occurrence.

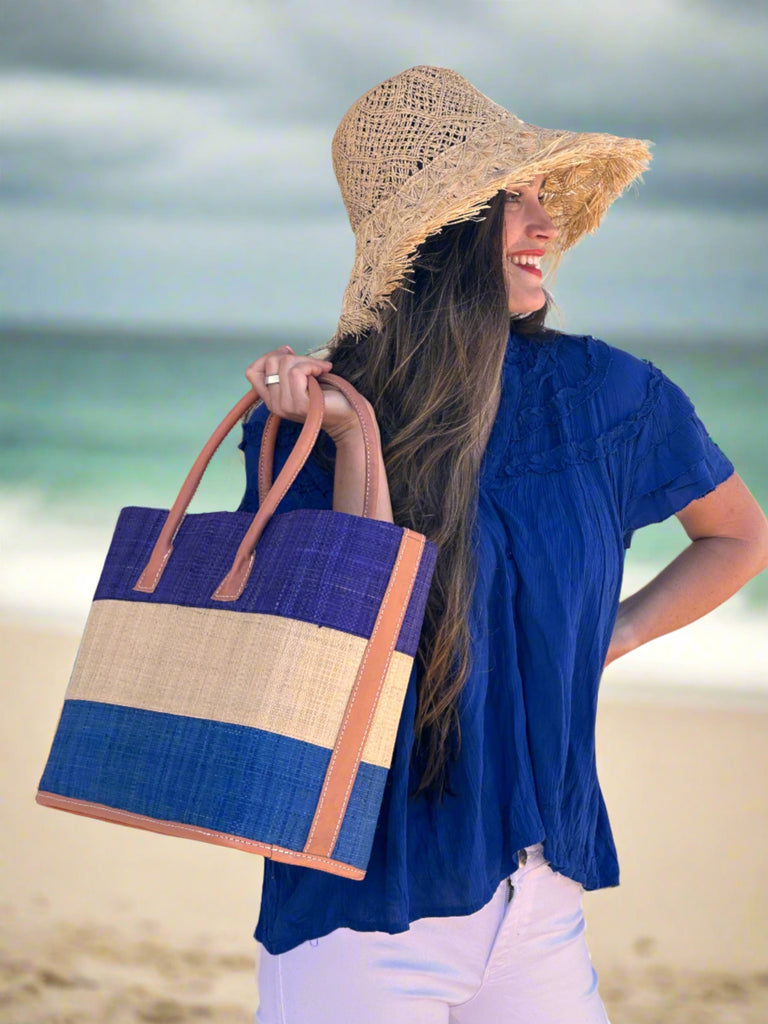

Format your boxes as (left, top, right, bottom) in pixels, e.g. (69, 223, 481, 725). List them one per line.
(606, 473, 768, 666)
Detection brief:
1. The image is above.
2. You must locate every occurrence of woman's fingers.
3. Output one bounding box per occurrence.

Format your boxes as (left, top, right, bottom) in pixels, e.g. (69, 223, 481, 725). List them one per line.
(245, 347, 333, 423)
(244, 347, 369, 442)
(285, 360, 322, 413)
(245, 345, 293, 397)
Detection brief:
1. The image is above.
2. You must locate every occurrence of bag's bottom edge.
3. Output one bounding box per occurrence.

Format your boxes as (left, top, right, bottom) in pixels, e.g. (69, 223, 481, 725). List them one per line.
(35, 790, 366, 880)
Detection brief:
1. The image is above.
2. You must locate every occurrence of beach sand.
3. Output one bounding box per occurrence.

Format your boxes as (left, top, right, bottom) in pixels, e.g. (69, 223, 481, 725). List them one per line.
(2, 617, 767, 1023)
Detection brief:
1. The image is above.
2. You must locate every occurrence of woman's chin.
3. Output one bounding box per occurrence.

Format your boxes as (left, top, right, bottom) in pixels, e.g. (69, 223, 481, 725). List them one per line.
(509, 300, 545, 317)
(507, 285, 546, 317)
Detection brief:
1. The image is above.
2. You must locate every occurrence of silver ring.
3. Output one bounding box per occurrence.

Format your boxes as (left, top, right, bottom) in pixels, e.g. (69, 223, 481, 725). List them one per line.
(264, 374, 280, 385)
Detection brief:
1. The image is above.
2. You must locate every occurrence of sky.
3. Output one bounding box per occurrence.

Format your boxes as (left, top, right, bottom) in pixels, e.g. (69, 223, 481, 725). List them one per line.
(1, 0, 766, 340)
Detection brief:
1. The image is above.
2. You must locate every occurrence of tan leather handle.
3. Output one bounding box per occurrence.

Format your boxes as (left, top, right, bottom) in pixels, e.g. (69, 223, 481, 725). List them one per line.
(134, 373, 380, 599)
(214, 373, 380, 601)
(258, 373, 379, 515)
(134, 389, 262, 594)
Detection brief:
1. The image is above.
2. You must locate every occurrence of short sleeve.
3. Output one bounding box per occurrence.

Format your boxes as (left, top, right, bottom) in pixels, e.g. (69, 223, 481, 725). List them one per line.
(622, 364, 734, 546)
(237, 403, 334, 514)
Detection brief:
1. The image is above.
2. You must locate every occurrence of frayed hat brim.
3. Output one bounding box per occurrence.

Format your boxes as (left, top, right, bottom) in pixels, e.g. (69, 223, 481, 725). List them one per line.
(331, 67, 652, 341)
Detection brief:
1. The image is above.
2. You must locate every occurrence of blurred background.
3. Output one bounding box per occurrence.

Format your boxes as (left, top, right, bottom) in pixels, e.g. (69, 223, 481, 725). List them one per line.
(1, 0, 766, 638)
(1, 3, 767, 1022)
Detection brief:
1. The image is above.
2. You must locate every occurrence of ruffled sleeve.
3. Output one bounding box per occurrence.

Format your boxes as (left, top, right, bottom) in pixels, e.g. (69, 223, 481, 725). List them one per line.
(622, 364, 734, 546)
(237, 403, 334, 514)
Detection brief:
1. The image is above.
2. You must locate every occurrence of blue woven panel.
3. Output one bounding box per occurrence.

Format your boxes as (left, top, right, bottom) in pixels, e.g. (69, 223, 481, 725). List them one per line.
(330, 763, 389, 868)
(39, 700, 385, 869)
(94, 507, 436, 656)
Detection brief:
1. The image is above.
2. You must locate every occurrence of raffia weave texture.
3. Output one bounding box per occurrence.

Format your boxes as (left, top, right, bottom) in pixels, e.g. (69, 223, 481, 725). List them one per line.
(39, 499, 437, 876)
(67, 600, 413, 768)
(332, 65, 652, 339)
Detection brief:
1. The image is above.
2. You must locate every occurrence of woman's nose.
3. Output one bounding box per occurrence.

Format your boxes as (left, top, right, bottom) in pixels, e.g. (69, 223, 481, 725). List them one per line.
(527, 201, 558, 242)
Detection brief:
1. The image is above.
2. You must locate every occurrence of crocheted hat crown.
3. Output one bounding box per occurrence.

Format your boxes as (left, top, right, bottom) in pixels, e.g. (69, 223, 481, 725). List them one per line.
(333, 66, 520, 231)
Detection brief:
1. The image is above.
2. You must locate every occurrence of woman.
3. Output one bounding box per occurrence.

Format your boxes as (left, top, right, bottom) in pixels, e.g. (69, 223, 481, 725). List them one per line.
(240, 67, 768, 1023)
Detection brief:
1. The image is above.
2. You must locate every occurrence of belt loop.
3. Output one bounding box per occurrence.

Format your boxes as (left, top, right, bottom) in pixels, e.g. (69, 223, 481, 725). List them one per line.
(518, 847, 528, 867)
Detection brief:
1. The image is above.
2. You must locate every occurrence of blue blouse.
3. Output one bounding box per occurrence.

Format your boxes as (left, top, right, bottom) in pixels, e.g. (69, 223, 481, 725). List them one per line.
(238, 329, 734, 956)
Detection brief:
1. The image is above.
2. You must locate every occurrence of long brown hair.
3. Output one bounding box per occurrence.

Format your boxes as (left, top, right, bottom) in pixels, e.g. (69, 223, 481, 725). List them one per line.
(326, 190, 549, 799)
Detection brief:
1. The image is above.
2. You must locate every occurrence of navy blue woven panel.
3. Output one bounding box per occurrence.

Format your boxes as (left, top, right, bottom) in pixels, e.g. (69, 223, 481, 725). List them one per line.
(330, 762, 388, 867)
(93, 507, 436, 655)
(39, 700, 384, 870)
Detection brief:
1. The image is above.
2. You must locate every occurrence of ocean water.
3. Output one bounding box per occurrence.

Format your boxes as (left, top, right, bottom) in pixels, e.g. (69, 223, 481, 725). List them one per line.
(2, 323, 767, 692)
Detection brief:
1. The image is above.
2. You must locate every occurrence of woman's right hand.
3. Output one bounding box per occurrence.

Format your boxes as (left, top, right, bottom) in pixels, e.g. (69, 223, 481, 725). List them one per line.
(245, 345, 366, 446)
(246, 345, 393, 522)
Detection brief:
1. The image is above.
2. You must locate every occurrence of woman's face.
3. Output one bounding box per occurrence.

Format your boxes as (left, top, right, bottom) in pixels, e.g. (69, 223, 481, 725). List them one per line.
(502, 174, 558, 315)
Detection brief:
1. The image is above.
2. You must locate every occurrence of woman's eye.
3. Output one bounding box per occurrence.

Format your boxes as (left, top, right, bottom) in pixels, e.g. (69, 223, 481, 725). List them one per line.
(506, 189, 552, 206)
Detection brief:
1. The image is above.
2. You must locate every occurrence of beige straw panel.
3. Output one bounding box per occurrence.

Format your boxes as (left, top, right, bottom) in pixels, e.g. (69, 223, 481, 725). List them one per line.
(65, 600, 412, 769)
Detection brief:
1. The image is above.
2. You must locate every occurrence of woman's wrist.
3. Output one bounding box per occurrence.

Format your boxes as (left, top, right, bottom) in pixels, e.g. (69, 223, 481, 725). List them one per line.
(326, 418, 366, 449)
(324, 395, 379, 449)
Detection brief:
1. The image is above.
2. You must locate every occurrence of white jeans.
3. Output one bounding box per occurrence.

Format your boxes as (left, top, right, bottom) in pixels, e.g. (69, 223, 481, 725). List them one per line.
(255, 844, 609, 1023)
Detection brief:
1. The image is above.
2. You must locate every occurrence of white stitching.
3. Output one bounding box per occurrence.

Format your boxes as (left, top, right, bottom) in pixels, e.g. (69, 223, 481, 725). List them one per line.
(135, 391, 259, 593)
(134, 545, 172, 592)
(258, 414, 278, 504)
(326, 532, 423, 850)
(40, 794, 364, 875)
(302, 543, 404, 849)
(211, 550, 256, 602)
(305, 530, 424, 855)
(329, 379, 374, 516)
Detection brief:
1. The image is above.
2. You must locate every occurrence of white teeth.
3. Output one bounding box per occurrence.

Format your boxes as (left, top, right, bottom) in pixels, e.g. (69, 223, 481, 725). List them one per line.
(508, 254, 541, 268)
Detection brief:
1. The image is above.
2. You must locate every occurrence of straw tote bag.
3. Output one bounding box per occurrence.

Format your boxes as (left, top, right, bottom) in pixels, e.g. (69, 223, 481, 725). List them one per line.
(37, 374, 437, 880)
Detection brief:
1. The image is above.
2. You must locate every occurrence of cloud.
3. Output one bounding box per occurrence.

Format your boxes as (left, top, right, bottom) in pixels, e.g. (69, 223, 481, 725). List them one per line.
(3, 0, 765, 132)
(0, 0, 281, 86)
(0, 73, 339, 216)
(1, 62, 764, 220)
(682, 0, 768, 17)
(0, 0, 765, 328)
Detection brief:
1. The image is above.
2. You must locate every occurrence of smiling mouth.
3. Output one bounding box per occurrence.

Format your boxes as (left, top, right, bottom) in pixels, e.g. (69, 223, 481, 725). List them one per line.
(507, 260, 542, 279)
(506, 251, 544, 278)
(511, 263, 542, 278)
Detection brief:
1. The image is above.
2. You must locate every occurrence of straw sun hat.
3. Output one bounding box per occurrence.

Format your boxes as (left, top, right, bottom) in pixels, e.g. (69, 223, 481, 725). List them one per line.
(331, 65, 652, 341)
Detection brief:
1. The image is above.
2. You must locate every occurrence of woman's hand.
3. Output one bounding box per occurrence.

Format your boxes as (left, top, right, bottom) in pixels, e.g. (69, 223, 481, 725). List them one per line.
(246, 345, 394, 522)
(245, 345, 365, 445)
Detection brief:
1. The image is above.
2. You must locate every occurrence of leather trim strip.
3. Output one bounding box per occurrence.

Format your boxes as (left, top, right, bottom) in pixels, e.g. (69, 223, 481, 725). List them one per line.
(303, 529, 425, 859)
(35, 791, 365, 880)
